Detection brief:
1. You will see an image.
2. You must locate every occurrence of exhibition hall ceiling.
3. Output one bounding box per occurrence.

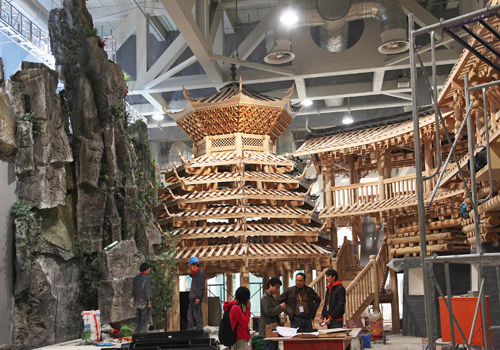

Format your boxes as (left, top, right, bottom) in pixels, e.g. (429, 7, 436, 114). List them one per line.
(38, 0, 478, 135)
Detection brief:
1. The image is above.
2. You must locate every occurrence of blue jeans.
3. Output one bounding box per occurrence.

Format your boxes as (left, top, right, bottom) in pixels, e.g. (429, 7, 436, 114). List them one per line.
(264, 340, 277, 350)
(187, 299, 204, 331)
(290, 316, 313, 329)
(135, 306, 150, 334)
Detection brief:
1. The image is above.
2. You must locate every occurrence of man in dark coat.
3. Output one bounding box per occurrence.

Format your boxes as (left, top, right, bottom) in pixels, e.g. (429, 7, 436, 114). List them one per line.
(260, 277, 286, 350)
(320, 269, 346, 329)
(188, 257, 205, 331)
(277, 273, 321, 329)
(132, 262, 153, 334)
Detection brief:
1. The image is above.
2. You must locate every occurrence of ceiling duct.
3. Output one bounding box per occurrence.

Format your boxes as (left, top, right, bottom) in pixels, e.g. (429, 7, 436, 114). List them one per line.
(297, 0, 408, 54)
(264, 28, 295, 64)
(14, 0, 50, 35)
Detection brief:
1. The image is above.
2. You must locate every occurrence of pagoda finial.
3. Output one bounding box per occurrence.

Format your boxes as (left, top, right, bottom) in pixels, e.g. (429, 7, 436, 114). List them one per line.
(230, 63, 237, 81)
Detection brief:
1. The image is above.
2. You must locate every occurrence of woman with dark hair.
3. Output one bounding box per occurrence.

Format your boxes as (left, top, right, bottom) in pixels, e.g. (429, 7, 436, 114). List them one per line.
(222, 286, 252, 350)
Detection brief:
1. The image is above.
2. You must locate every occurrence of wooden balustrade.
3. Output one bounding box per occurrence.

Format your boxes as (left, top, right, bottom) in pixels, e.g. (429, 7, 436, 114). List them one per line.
(344, 240, 389, 320)
(335, 237, 357, 277)
(331, 174, 417, 207)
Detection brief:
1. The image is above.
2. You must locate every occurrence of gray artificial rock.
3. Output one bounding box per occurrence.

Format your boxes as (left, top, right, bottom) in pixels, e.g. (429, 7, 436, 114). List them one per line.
(98, 277, 135, 324)
(17, 166, 67, 209)
(76, 186, 106, 253)
(98, 240, 141, 323)
(77, 136, 103, 187)
(123, 186, 138, 240)
(0, 92, 16, 159)
(104, 192, 122, 242)
(98, 240, 141, 279)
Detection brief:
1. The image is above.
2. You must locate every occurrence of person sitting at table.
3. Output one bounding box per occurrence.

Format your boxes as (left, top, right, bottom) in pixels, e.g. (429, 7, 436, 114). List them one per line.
(277, 273, 321, 329)
(320, 269, 346, 329)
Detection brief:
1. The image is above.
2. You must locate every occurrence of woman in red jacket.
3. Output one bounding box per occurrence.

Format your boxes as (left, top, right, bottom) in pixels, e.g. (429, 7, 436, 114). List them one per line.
(222, 287, 251, 350)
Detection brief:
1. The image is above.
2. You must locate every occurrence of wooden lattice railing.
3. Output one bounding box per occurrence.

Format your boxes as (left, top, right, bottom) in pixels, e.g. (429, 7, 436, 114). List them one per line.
(344, 240, 389, 320)
(332, 174, 417, 207)
(336, 237, 359, 277)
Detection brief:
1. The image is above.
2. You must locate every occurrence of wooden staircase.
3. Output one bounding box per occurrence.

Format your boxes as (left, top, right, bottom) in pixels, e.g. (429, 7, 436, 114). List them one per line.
(308, 238, 391, 327)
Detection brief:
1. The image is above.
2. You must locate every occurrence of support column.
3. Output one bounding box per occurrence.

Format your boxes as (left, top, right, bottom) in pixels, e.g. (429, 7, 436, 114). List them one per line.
(226, 273, 233, 301)
(241, 265, 250, 289)
(424, 140, 434, 193)
(202, 276, 209, 327)
(390, 269, 400, 333)
(370, 255, 380, 312)
(168, 267, 180, 331)
(282, 271, 290, 293)
(304, 264, 313, 286)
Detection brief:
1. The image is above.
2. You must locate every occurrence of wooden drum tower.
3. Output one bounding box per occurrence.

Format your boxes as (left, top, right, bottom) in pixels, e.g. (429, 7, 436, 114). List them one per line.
(153, 78, 332, 329)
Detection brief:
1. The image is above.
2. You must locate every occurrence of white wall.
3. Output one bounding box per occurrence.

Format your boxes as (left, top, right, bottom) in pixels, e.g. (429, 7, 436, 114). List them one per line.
(0, 160, 17, 345)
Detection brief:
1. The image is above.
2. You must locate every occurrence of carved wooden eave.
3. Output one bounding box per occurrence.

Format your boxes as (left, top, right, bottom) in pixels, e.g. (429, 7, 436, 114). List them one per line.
(171, 223, 319, 239)
(175, 242, 331, 272)
(295, 112, 453, 158)
(320, 188, 463, 219)
(181, 150, 294, 170)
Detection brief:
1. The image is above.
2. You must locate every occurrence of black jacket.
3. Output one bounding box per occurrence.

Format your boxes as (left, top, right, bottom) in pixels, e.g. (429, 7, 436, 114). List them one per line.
(277, 286, 321, 321)
(189, 268, 205, 301)
(321, 282, 346, 321)
(132, 273, 153, 308)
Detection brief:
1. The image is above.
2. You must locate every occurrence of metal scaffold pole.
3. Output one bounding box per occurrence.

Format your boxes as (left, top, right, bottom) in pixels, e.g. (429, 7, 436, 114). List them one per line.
(409, 13, 435, 350)
(408, 4, 500, 349)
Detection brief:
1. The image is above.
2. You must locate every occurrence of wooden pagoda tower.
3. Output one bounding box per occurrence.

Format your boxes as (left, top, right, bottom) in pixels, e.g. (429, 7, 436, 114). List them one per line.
(153, 77, 332, 329)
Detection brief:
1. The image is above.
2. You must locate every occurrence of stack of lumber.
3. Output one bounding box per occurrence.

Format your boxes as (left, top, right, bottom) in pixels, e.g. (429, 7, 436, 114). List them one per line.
(389, 208, 469, 257)
(462, 212, 500, 248)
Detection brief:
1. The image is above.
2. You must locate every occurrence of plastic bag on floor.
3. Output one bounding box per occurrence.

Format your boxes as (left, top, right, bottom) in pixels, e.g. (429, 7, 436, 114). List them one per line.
(82, 310, 101, 341)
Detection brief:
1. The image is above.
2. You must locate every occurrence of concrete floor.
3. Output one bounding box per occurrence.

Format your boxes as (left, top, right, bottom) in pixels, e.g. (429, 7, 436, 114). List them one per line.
(35, 333, 430, 350)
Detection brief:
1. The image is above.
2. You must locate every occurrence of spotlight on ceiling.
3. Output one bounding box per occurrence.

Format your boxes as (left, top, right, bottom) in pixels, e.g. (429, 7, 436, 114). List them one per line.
(342, 113, 353, 124)
(280, 8, 298, 27)
(302, 99, 313, 107)
(342, 97, 353, 124)
(152, 114, 164, 121)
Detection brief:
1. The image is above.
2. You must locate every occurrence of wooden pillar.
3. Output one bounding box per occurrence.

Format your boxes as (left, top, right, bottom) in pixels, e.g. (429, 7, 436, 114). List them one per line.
(390, 269, 400, 333)
(241, 265, 250, 289)
(304, 264, 313, 285)
(330, 221, 338, 252)
(168, 267, 180, 331)
(202, 275, 209, 327)
(282, 271, 290, 293)
(370, 255, 380, 312)
(323, 158, 333, 208)
(226, 273, 233, 301)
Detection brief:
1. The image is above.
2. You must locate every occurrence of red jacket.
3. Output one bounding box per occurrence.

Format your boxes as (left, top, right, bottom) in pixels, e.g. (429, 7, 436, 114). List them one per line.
(223, 300, 251, 340)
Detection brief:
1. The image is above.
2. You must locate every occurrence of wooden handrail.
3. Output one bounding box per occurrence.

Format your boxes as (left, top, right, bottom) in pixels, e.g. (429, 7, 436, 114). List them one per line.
(344, 240, 390, 320)
(383, 174, 416, 184)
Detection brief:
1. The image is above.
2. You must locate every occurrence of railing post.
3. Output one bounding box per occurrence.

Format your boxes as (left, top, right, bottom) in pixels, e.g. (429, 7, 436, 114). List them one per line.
(370, 255, 380, 312)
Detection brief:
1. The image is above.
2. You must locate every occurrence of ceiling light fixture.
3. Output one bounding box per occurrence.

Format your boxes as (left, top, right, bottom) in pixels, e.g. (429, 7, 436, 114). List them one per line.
(152, 114, 164, 121)
(302, 99, 313, 107)
(342, 97, 353, 124)
(280, 8, 298, 27)
(341, 174, 349, 183)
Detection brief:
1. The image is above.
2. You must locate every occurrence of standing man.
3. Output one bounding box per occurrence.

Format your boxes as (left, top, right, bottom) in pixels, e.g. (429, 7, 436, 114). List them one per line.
(277, 273, 321, 329)
(132, 262, 153, 334)
(188, 257, 205, 331)
(260, 277, 286, 350)
(320, 269, 346, 329)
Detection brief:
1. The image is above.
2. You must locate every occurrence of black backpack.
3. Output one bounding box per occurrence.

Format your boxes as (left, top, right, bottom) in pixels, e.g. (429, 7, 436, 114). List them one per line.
(219, 304, 238, 346)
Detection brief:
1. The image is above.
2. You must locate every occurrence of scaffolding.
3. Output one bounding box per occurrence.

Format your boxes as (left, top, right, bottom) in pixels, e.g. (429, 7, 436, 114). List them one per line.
(409, 4, 500, 350)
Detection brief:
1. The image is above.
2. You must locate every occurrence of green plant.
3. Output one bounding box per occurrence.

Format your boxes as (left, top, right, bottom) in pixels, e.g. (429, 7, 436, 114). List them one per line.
(21, 112, 42, 135)
(78, 253, 100, 310)
(82, 27, 98, 37)
(11, 200, 32, 218)
(11, 201, 42, 270)
(148, 232, 178, 327)
(123, 71, 132, 82)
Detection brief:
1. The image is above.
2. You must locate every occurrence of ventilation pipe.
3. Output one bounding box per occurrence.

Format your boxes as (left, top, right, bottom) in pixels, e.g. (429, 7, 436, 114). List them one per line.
(298, 0, 408, 54)
(14, 0, 50, 35)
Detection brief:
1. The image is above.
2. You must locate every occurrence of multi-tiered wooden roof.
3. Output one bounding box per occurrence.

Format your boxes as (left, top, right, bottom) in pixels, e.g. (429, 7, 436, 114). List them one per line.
(154, 79, 331, 274)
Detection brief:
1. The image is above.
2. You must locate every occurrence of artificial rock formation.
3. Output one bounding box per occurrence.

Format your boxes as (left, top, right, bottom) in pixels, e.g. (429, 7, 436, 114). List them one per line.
(0, 0, 161, 348)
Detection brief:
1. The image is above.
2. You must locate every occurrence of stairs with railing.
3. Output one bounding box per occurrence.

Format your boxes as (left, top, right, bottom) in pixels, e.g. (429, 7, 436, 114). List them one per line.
(308, 239, 390, 327)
